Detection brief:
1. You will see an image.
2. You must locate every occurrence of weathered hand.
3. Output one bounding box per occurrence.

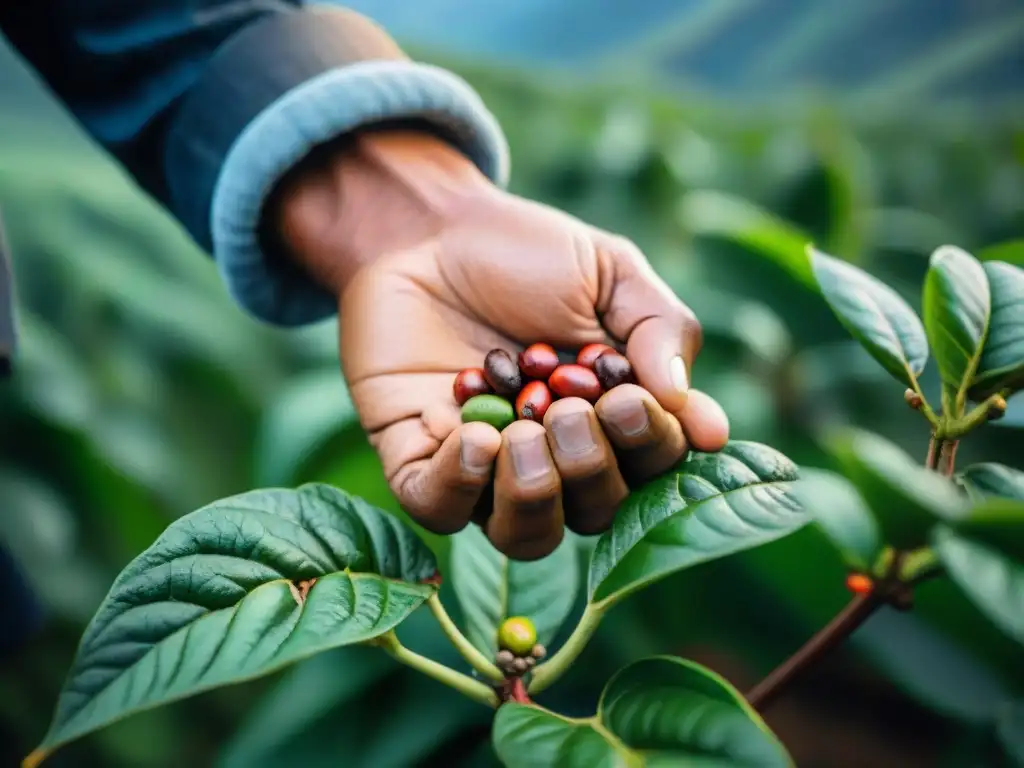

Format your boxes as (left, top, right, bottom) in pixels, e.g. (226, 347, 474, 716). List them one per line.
(274, 132, 729, 560)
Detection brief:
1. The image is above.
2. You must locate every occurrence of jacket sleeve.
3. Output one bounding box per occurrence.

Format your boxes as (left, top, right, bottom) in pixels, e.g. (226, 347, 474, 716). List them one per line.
(0, 2, 509, 326)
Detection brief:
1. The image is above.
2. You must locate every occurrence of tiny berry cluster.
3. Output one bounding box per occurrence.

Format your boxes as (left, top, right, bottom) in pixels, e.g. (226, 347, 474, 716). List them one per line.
(455, 343, 634, 431)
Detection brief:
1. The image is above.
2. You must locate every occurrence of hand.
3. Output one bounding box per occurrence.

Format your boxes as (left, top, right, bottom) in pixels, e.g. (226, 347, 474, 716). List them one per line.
(272, 131, 729, 560)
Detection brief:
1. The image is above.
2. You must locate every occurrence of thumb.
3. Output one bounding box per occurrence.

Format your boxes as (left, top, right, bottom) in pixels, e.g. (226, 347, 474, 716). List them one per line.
(596, 237, 703, 417)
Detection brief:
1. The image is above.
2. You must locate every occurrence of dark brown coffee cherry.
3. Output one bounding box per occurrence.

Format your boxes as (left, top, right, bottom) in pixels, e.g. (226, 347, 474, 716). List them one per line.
(484, 349, 523, 395)
(518, 343, 560, 380)
(548, 364, 602, 402)
(515, 381, 553, 422)
(453, 368, 492, 405)
(594, 351, 634, 390)
(576, 343, 615, 370)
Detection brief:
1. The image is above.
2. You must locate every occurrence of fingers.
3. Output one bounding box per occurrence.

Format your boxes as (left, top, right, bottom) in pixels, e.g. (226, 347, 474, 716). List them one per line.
(596, 237, 703, 417)
(486, 420, 565, 561)
(391, 420, 502, 535)
(595, 384, 688, 483)
(543, 398, 628, 535)
(680, 388, 730, 452)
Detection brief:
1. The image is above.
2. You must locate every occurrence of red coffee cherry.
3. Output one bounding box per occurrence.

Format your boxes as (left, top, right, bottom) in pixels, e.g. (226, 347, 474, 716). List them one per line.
(845, 573, 873, 595)
(453, 368, 492, 406)
(515, 381, 553, 422)
(518, 343, 560, 380)
(594, 351, 634, 390)
(576, 343, 616, 370)
(484, 349, 523, 396)
(548, 364, 602, 402)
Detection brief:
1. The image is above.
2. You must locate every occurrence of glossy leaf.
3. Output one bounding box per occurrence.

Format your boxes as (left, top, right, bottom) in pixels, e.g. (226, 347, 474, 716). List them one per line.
(970, 261, 1024, 399)
(492, 656, 791, 768)
(933, 526, 1024, 645)
(29, 484, 438, 765)
(950, 499, 1024, 561)
(678, 190, 814, 286)
(450, 524, 579, 657)
(922, 245, 991, 390)
(254, 369, 358, 487)
(792, 468, 882, 570)
(960, 463, 1024, 502)
(809, 246, 928, 387)
(830, 429, 968, 549)
(588, 442, 805, 606)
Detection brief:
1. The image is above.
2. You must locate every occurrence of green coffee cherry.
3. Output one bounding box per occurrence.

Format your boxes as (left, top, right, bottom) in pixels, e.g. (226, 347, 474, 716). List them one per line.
(498, 616, 538, 656)
(461, 394, 515, 431)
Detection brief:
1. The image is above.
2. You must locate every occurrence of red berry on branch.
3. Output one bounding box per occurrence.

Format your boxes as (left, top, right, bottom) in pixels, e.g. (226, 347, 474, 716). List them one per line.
(845, 573, 873, 595)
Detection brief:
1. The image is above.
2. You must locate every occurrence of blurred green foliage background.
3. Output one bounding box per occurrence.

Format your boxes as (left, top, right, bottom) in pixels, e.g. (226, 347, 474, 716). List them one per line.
(2, 21, 1024, 768)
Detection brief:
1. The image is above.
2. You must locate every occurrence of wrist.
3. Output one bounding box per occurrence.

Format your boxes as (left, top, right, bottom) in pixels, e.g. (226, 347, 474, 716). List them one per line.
(269, 129, 496, 299)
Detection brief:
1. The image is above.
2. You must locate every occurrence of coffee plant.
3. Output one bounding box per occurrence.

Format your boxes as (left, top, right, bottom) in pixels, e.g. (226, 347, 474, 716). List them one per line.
(23, 243, 1024, 767)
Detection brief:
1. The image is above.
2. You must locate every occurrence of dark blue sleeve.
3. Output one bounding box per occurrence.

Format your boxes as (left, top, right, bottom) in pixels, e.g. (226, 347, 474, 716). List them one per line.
(0, 1, 508, 326)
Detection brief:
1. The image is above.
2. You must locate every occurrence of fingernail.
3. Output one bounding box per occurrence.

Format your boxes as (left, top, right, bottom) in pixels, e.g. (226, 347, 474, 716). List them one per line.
(669, 356, 688, 393)
(461, 440, 493, 473)
(510, 435, 550, 480)
(604, 399, 650, 437)
(552, 412, 595, 455)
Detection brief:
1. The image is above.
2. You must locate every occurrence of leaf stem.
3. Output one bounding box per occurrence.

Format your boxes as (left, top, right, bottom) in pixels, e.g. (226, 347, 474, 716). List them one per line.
(528, 602, 606, 695)
(925, 436, 941, 471)
(746, 591, 881, 712)
(372, 631, 499, 708)
(426, 593, 504, 682)
(943, 392, 1006, 440)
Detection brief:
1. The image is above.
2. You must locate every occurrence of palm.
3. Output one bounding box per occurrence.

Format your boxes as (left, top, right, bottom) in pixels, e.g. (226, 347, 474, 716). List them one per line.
(339, 197, 610, 457)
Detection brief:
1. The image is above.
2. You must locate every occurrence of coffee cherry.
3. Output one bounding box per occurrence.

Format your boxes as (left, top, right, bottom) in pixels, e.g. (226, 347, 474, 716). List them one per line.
(845, 573, 873, 595)
(518, 343, 560, 380)
(594, 351, 634, 390)
(515, 381, 553, 423)
(531, 644, 547, 659)
(484, 349, 523, 395)
(576, 343, 616, 370)
(548, 364, 602, 402)
(498, 616, 537, 656)
(461, 394, 515, 431)
(512, 658, 529, 675)
(453, 368, 492, 405)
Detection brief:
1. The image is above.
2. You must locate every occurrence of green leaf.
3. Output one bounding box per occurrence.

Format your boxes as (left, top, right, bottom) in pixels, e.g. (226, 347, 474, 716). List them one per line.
(809, 246, 928, 387)
(492, 656, 791, 768)
(978, 239, 1024, 266)
(951, 499, 1024, 561)
(960, 463, 1024, 502)
(254, 369, 358, 487)
(678, 190, 814, 287)
(588, 442, 805, 606)
(922, 245, 991, 390)
(933, 526, 1024, 645)
(450, 524, 579, 657)
(996, 700, 1024, 766)
(970, 261, 1024, 399)
(830, 428, 968, 550)
(792, 468, 882, 570)
(30, 484, 438, 764)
